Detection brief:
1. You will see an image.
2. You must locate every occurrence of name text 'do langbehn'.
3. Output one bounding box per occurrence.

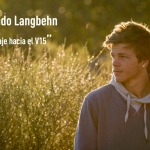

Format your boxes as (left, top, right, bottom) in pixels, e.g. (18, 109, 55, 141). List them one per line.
(0, 15, 57, 28)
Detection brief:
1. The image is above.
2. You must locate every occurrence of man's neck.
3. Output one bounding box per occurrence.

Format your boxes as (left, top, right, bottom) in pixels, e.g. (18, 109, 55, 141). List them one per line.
(122, 74, 150, 99)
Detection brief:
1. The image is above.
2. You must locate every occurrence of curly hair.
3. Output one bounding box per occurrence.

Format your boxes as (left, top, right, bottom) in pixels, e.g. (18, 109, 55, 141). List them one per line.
(103, 21, 150, 74)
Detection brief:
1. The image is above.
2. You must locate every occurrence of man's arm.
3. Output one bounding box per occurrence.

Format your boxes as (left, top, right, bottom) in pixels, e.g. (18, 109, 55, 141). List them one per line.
(74, 97, 98, 150)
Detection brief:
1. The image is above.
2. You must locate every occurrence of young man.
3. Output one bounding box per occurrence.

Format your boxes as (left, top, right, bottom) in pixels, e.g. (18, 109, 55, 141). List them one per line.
(74, 21, 150, 150)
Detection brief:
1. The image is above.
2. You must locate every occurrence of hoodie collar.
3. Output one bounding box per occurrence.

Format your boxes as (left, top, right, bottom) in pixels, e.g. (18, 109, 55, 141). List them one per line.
(110, 75, 150, 103)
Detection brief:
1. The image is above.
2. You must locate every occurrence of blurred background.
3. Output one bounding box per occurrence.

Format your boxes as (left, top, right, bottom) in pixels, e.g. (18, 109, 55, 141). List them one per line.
(0, 0, 149, 56)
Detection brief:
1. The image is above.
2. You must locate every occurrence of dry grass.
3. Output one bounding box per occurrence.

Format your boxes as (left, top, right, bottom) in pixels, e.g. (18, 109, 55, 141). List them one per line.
(0, 43, 112, 150)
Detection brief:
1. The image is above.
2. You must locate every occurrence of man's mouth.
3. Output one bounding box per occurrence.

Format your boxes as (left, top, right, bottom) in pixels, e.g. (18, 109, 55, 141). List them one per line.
(113, 70, 122, 75)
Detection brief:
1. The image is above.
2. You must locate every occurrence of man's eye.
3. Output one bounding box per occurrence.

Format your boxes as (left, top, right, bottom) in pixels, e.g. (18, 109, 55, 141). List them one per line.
(120, 56, 126, 58)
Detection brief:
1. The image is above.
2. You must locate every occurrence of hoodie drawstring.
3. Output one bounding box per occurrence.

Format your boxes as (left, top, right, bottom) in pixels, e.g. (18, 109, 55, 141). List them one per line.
(144, 104, 148, 139)
(125, 94, 130, 126)
(125, 94, 148, 139)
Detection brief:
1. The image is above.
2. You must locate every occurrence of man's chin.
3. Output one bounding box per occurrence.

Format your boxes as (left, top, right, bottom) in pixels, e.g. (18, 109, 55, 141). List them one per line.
(114, 76, 124, 83)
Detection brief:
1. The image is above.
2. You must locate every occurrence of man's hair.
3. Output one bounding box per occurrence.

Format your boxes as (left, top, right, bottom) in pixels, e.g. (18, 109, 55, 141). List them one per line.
(103, 21, 150, 74)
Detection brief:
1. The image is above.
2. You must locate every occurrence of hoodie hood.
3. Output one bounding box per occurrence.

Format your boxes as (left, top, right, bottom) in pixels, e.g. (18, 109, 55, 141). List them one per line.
(110, 75, 150, 140)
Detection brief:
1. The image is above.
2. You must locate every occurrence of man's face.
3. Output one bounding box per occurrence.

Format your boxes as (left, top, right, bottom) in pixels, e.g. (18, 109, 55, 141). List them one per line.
(110, 43, 144, 84)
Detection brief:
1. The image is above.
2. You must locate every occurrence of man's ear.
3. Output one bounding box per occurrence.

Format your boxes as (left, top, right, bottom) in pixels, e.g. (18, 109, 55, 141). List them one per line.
(143, 60, 149, 68)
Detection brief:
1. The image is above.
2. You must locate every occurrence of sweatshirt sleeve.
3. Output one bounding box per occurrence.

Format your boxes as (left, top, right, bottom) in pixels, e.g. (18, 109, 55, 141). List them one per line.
(74, 97, 98, 150)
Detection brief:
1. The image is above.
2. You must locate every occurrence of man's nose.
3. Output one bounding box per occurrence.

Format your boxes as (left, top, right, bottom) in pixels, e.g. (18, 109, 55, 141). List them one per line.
(112, 57, 120, 67)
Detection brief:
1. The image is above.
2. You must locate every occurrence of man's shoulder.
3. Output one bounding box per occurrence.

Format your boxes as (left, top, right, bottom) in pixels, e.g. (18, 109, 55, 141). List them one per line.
(85, 84, 116, 101)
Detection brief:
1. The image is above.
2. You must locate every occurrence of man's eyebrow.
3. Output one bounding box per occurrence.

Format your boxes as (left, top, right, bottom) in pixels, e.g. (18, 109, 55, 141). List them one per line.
(110, 52, 129, 56)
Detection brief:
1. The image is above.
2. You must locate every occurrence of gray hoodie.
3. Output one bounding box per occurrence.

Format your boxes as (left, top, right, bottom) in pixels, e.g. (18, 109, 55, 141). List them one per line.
(74, 76, 150, 150)
(110, 75, 150, 139)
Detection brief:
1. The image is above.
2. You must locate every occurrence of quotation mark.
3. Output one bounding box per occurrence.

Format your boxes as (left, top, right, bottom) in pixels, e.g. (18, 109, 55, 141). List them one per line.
(47, 34, 52, 37)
